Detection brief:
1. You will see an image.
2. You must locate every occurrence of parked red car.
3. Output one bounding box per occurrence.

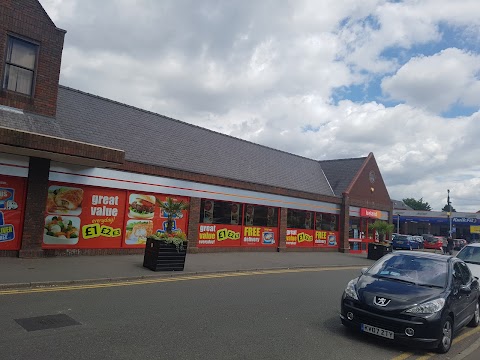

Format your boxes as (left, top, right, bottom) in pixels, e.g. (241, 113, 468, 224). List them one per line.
(423, 236, 444, 250)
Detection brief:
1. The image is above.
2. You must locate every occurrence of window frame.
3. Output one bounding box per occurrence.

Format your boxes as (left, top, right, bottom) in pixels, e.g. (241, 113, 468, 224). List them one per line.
(2, 34, 39, 97)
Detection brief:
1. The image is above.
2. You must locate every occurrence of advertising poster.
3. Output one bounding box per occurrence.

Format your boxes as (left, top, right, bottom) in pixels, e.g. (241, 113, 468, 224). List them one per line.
(242, 226, 278, 247)
(43, 182, 127, 248)
(314, 231, 339, 248)
(124, 192, 189, 248)
(245, 204, 254, 226)
(266, 207, 277, 227)
(0, 175, 26, 250)
(198, 224, 242, 247)
(285, 228, 315, 248)
(230, 203, 240, 225)
(203, 200, 214, 223)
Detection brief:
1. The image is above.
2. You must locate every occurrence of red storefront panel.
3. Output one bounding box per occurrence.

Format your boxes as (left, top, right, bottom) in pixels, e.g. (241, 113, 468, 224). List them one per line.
(314, 230, 339, 248)
(0, 175, 26, 250)
(124, 192, 189, 248)
(198, 224, 242, 247)
(43, 182, 127, 249)
(285, 228, 315, 248)
(241, 226, 278, 247)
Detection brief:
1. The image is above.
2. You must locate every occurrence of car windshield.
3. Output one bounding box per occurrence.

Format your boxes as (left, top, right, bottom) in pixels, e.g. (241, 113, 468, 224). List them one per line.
(457, 246, 480, 265)
(366, 254, 447, 288)
(395, 235, 409, 240)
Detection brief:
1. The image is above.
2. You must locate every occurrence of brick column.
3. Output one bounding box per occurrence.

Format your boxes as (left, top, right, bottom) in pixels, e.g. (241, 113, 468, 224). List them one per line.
(339, 193, 350, 253)
(19, 157, 50, 258)
(187, 197, 201, 253)
(278, 207, 287, 251)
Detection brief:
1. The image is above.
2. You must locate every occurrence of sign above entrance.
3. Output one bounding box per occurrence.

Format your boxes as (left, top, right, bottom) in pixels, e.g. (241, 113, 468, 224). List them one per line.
(360, 208, 381, 218)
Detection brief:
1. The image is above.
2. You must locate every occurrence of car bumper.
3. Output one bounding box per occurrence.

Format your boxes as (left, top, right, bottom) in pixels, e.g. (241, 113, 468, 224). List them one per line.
(341, 299, 442, 349)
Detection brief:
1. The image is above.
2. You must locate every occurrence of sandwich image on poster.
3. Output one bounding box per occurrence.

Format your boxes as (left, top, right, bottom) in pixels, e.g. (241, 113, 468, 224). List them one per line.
(43, 215, 80, 245)
(128, 194, 156, 219)
(46, 186, 84, 216)
(125, 220, 153, 245)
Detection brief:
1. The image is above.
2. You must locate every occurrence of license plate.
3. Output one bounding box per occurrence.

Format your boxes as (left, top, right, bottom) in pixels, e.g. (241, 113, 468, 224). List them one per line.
(361, 324, 394, 339)
(396, 241, 403, 244)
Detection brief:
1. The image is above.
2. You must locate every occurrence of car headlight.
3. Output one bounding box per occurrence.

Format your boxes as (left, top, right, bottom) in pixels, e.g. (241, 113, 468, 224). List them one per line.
(405, 298, 445, 315)
(344, 279, 359, 300)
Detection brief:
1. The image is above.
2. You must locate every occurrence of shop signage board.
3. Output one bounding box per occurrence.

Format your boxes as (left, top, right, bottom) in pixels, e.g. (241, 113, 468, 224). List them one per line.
(242, 226, 278, 247)
(198, 224, 242, 247)
(314, 230, 339, 248)
(43, 182, 189, 249)
(286, 229, 315, 248)
(470, 226, 480, 234)
(360, 208, 381, 218)
(0, 175, 26, 250)
(124, 192, 189, 248)
(43, 182, 127, 249)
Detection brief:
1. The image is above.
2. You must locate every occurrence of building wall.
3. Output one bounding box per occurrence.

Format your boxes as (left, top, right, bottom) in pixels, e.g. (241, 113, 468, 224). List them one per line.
(0, 0, 65, 117)
(347, 154, 391, 211)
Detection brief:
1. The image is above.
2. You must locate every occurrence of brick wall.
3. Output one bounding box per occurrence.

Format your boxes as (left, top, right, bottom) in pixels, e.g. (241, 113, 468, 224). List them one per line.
(187, 197, 201, 251)
(0, 0, 65, 117)
(19, 157, 50, 257)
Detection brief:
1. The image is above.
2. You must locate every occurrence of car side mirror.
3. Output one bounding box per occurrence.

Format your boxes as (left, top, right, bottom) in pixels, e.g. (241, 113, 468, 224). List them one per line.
(361, 267, 368, 275)
(460, 285, 472, 294)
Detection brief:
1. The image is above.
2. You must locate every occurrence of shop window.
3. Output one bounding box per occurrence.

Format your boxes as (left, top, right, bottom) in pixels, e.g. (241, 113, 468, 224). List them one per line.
(349, 217, 361, 239)
(244, 204, 278, 227)
(199, 199, 243, 225)
(3, 36, 38, 96)
(287, 209, 313, 229)
(315, 212, 338, 231)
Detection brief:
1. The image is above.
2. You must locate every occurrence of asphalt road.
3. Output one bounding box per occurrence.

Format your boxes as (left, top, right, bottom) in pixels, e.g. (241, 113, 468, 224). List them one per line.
(0, 267, 478, 360)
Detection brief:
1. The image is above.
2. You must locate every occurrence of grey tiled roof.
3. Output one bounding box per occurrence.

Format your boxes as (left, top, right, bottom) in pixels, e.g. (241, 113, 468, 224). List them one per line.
(42, 86, 334, 196)
(392, 199, 413, 210)
(318, 157, 367, 196)
(0, 106, 66, 138)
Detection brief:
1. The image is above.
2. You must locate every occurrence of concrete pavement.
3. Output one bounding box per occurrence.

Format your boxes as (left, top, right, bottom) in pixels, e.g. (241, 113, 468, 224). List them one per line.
(0, 251, 374, 289)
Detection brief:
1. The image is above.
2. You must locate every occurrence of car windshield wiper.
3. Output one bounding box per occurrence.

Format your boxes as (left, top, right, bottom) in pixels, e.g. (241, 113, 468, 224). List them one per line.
(415, 283, 444, 289)
(374, 275, 417, 285)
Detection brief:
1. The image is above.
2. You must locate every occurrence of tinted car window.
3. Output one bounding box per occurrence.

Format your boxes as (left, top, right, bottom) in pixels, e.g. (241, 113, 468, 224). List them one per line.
(367, 254, 448, 287)
(457, 262, 472, 285)
(457, 246, 480, 265)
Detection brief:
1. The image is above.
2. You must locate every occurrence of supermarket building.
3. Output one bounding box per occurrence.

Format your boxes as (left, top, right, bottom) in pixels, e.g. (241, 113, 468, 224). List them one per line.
(0, 0, 392, 257)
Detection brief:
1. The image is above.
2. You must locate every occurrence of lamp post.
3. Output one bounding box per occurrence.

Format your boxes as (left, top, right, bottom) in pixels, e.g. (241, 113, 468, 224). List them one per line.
(397, 213, 400, 234)
(447, 189, 452, 237)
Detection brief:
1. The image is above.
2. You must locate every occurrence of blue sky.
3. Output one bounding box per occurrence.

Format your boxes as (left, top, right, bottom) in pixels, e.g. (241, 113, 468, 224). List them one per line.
(40, 0, 480, 212)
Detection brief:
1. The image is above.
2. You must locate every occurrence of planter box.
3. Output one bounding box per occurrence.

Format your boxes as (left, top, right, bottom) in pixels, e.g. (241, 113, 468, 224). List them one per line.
(143, 238, 188, 271)
(367, 242, 392, 261)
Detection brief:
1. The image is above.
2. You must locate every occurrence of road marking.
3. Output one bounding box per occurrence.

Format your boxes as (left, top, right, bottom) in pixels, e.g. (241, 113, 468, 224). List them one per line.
(391, 353, 413, 360)
(0, 266, 363, 296)
(391, 326, 480, 360)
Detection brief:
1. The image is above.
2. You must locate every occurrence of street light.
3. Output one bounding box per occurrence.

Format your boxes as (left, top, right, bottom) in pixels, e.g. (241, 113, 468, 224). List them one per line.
(447, 189, 452, 237)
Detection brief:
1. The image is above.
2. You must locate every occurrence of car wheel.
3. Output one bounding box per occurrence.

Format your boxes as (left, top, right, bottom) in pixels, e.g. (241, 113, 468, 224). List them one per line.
(437, 316, 453, 354)
(468, 301, 480, 327)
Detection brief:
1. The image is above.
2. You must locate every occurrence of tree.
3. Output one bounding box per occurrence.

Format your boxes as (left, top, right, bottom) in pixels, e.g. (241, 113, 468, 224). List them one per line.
(368, 220, 395, 243)
(402, 197, 432, 211)
(441, 204, 456, 212)
(156, 197, 188, 234)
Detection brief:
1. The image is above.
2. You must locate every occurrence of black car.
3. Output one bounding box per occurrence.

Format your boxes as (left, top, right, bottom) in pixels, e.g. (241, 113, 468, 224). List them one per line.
(340, 251, 480, 353)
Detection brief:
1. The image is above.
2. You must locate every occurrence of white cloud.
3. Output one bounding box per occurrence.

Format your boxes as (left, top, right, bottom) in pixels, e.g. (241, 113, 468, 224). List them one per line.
(381, 48, 480, 113)
(37, 0, 480, 212)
